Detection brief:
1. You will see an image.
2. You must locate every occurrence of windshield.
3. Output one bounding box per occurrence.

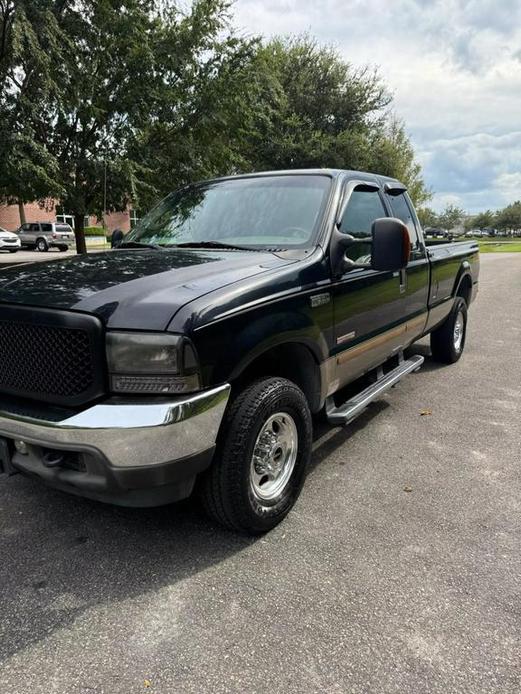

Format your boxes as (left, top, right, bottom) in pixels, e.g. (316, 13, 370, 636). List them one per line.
(127, 174, 332, 249)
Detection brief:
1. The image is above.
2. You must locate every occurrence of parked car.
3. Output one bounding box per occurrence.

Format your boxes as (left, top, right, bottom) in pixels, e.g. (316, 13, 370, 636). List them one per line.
(0, 169, 479, 534)
(424, 227, 448, 238)
(17, 222, 75, 252)
(0, 227, 21, 253)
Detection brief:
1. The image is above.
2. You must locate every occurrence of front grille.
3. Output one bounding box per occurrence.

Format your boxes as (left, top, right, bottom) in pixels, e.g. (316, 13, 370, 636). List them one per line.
(0, 305, 105, 407)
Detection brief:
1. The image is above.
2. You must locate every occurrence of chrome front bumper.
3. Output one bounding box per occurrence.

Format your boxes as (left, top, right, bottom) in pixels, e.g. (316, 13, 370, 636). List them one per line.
(0, 385, 230, 469)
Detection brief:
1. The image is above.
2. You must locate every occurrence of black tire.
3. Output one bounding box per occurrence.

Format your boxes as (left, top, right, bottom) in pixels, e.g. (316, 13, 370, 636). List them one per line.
(58, 245, 68, 252)
(200, 377, 312, 534)
(430, 296, 468, 364)
(36, 238, 48, 252)
(8, 249, 18, 253)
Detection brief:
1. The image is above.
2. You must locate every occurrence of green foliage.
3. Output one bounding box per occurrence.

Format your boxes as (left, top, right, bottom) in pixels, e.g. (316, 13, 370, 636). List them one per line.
(437, 204, 465, 230)
(1, 4, 432, 251)
(495, 201, 521, 230)
(83, 226, 106, 236)
(417, 207, 439, 228)
(135, 4, 270, 208)
(367, 118, 431, 206)
(464, 209, 495, 231)
(242, 36, 388, 170)
(0, 0, 68, 205)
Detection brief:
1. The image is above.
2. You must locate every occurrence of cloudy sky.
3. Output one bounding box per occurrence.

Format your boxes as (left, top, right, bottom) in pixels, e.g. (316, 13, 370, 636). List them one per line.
(232, 0, 521, 212)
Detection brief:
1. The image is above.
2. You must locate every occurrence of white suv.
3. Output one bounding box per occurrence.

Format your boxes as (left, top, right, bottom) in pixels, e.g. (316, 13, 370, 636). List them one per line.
(0, 227, 21, 253)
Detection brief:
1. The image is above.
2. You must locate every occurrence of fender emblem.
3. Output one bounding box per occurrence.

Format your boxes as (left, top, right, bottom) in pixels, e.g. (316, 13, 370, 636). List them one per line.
(310, 292, 330, 308)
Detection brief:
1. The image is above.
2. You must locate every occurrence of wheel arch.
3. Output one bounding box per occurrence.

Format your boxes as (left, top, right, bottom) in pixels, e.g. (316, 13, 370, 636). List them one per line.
(230, 340, 324, 413)
(453, 264, 473, 305)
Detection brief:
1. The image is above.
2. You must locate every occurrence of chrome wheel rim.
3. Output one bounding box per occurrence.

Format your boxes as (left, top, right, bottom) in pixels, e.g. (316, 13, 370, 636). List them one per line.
(250, 412, 298, 501)
(453, 311, 464, 351)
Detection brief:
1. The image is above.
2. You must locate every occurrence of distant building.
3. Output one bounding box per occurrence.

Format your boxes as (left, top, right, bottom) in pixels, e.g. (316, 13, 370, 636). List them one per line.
(0, 199, 138, 233)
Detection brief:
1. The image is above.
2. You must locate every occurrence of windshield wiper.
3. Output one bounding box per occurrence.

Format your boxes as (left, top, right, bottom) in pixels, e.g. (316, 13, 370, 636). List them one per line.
(117, 240, 163, 250)
(173, 240, 257, 251)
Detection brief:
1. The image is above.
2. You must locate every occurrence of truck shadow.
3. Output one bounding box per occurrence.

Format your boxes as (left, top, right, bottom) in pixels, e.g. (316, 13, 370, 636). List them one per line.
(310, 400, 390, 474)
(405, 343, 446, 373)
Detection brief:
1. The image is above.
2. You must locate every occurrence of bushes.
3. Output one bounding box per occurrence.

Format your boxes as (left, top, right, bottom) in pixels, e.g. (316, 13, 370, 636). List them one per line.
(83, 226, 106, 237)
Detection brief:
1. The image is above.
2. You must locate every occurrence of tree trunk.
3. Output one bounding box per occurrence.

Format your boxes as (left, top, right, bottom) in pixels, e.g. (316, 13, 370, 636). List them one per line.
(74, 213, 87, 254)
(18, 200, 26, 226)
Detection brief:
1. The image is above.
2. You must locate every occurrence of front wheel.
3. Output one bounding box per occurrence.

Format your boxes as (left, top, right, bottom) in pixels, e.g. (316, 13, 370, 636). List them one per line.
(36, 238, 48, 252)
(8, 249, 18, 253)
(200, 377, 312, 534)
(430, 296, 468, 364)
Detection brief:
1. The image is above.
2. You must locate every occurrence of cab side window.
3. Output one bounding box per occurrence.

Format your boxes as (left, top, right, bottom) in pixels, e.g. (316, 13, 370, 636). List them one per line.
(387, 193, 421, 254)
(41, 223, 52, 232)
(339, 189, 387, 263)
(29, 223, 40, 232)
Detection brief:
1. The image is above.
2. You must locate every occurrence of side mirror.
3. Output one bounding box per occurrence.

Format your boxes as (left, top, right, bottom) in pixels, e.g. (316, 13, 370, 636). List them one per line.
(371, 217, 411, 272)
(329, 217, 410, 278)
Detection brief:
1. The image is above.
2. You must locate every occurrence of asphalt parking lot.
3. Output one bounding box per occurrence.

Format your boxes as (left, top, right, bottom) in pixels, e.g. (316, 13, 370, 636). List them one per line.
(0, 253, 519, 693)
(0, 248, 77, 264)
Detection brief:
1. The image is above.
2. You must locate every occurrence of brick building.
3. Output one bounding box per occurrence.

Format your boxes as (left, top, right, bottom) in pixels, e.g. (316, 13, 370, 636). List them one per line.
(0, 200, 136, 233)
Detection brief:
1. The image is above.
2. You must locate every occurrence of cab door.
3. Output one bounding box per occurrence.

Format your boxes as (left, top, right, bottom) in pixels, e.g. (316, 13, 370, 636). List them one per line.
(384, 188, 430, 339)
(23, 223, 40, 245)
(331, 182, 406, 389)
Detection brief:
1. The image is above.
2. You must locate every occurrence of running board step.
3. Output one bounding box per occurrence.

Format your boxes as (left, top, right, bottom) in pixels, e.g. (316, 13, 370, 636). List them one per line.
(325, 354, 424, 426)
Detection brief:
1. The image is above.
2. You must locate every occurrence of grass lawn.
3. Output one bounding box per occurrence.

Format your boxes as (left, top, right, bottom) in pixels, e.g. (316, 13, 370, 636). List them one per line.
(477, 240, 521, 253)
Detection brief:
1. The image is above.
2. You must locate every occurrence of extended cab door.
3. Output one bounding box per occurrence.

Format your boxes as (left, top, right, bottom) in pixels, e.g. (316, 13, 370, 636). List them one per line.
(331, 182, 408, 389)
(384, 188, 430, 340)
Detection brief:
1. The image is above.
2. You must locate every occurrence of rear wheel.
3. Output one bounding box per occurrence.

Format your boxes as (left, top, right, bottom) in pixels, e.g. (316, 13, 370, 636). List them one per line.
(430, 296, 468, 364)
(36, 238, 48, 252)
(58, 245, 68, 252)
(200, 377, 312, 534)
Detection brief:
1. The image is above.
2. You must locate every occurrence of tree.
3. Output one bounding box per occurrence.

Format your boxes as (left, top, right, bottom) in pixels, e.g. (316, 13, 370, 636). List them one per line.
(367, 118, 431, 206)
(244, 36, 390, 173)
(496, 201, 521, 231)
(2, 0, 268, 252)
(468, 209, 495, 230)
(134, 2, 272, 208)
(2, 8, 432, 250)
(437, 204, 465, 230)
(416, 207, 438, 228)
(0, 0, 67, 218)
(240, 36, 429, 206)
(44, 0, 175, 253)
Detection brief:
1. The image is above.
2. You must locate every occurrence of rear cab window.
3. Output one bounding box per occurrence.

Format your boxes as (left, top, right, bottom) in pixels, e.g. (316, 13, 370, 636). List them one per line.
(386, 192, 424, 258)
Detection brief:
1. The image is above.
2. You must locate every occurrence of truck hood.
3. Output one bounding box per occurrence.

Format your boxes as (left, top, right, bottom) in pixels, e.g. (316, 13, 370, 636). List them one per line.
(0, 248, 295, 330)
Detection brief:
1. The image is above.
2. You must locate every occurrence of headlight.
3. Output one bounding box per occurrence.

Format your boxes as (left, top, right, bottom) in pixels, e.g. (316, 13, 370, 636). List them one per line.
(106, 332, 201, 394)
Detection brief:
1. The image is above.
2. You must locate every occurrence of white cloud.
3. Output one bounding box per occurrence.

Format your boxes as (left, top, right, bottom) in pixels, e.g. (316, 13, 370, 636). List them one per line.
(231, 0, 521, 211)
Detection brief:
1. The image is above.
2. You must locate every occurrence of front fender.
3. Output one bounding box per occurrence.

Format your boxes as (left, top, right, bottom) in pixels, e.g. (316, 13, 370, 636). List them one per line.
(193, 301, 331, 388)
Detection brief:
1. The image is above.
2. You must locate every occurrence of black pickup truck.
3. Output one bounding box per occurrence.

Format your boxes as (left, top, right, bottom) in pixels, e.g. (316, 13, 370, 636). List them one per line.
(0, 170, 479, 533)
